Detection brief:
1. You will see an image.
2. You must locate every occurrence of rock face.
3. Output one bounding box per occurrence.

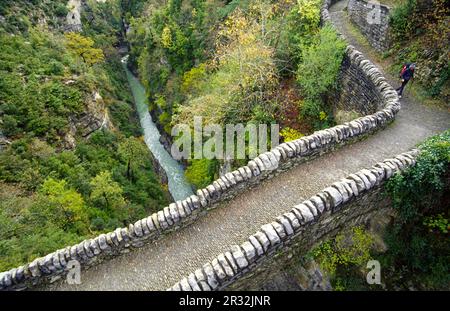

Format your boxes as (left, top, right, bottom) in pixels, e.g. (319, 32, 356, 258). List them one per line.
(255, 259, 333, 291)
(0, 130, 11, 152)
(63, 91, 112, 149)
(347, 0, 392, 52)
(66, 0, 82, 32)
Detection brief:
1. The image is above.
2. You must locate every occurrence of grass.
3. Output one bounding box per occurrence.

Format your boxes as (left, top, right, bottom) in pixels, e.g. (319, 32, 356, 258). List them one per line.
(377, 0, 405, 8)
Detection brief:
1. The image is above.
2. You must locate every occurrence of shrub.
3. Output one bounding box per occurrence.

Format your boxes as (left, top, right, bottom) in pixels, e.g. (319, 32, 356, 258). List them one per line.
(55, 3, 69, 17)
(280, 127, 304, 142)
(383, 130, 450, 289)
(185, 159, 218, 189)
(296, 25, 346, 130)
(296, 25, 346, 99)
(390, 0, 417, 40)
(311, 226, 374, 278)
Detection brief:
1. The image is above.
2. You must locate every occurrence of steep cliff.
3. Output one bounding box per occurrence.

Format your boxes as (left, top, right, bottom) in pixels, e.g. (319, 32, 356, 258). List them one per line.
(0, 0, 171, 272)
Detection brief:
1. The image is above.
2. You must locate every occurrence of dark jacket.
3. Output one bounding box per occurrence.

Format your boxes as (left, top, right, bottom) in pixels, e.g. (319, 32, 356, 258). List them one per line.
(401, 64, 415, 81)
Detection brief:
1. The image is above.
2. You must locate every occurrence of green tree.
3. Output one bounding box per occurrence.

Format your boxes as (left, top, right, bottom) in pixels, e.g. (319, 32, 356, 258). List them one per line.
(90, 171, 125, 210)
(185, 159, 218, 189)
(382, 131, 450, 289)
(118, 137, 149, 180)
(296, 25, 346, 99)
(296, 25, 346, 129)
(65, 32, 105, 66)
(39, 177, 88, 230)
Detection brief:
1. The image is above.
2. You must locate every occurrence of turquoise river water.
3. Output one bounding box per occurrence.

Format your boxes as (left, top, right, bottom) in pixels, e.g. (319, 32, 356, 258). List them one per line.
(121, 56, 193, 201)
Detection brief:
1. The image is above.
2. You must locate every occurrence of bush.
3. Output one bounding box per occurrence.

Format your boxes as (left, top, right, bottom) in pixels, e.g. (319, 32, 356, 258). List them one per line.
(382, 130, 450, 289)
(55, 3, 69, 17)
(280, 127, 304, 142)
(185, 159, 218, 189)
(296, 25, 346, 99)
(390, 0, 417, 40)
(311, 226, 374, 276)
(296, 25, 346, 130)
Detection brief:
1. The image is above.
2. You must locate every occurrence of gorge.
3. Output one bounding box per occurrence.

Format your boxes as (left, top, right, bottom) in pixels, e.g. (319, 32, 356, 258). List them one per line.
(121, 56, 193, 201)
(0, 0, 448, 292)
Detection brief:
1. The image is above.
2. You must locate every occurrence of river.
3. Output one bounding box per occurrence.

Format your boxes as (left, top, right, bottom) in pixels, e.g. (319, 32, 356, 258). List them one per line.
(121, 56, 193, 201)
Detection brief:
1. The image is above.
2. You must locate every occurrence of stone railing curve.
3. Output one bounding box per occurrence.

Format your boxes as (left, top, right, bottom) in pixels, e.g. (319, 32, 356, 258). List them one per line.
(168, 149, 420, 291)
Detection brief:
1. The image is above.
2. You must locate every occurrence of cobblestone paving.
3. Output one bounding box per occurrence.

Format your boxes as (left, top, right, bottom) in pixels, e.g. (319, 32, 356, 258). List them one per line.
(43, 0, 450, 291)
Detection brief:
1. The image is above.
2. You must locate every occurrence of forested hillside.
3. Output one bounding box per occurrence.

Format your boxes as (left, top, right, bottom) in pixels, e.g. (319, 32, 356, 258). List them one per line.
(0, 0, 170, 271)
(0, 0, 348, 271)
(125, 0, 346, 188)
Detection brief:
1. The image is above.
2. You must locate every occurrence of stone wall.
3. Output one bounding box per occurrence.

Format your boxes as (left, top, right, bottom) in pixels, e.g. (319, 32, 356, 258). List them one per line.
(332, 52, 385, 116)
(347, 0, 392, 52)
(168, 149, 419, 291)
(0, 0, 401, 291)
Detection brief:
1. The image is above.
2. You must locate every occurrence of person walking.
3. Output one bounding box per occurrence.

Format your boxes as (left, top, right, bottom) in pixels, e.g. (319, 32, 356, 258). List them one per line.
(396, 63, 415, 98)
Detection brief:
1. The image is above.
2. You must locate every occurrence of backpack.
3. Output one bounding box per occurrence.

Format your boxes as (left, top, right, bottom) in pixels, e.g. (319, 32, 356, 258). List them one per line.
(400, 64, 409, 77)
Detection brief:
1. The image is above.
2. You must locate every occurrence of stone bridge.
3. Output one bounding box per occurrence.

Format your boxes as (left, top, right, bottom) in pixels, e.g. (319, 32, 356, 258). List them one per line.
(1, 0, 449, 291)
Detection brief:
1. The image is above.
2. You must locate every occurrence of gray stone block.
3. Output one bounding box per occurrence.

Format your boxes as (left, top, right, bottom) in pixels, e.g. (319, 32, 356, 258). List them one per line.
(196, 190, 208, 207)
(310, 195, 326, 214)
(253, 231, 270, 252)
(283, 212, 301, 230)
(303, 200, 318, 217)
(323, 187, 343, 209)
(249, 235, 264, 256)
(293, 203, 314, 223)
(187, 273, 202, 291)
(216, 254, 234, 277)
(163, 206, 174, 226)
(241, 241, 257, 263)
(179, 277, 193, 291)
(157, 210, 168, 229)
(230, 245, 249, 269)
(261, 224, 281, 246)
(224, 251, 239, 273)
(276, 216, 294, 235)
(203, 263, 219, 289)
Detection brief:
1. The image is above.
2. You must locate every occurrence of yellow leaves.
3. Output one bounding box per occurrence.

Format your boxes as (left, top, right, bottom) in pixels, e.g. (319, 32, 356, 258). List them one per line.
(296, 0, 321, 29)
(219, 10, 253, 44)
(312, 226, 374, 278)
(174, 1, 281, 127)
(182, 63, 207, 94)
(64, 32, 104, 66)
(319, 111, 328, 121)
(280, 127, 304, 142)
(161, 25, 173, 48)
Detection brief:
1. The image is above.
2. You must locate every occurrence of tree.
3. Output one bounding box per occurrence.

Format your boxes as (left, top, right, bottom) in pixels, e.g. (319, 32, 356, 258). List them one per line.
(296, 25, 346, 129)
(39, 177, 88, 231)
(65, 32, 105, 66)
(118, 137, 149, 180)
(90, 171, 125, 210)
(185, 159, 217, 189)
(175, 7, 279, 126)
(296, 25, 346, 99)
